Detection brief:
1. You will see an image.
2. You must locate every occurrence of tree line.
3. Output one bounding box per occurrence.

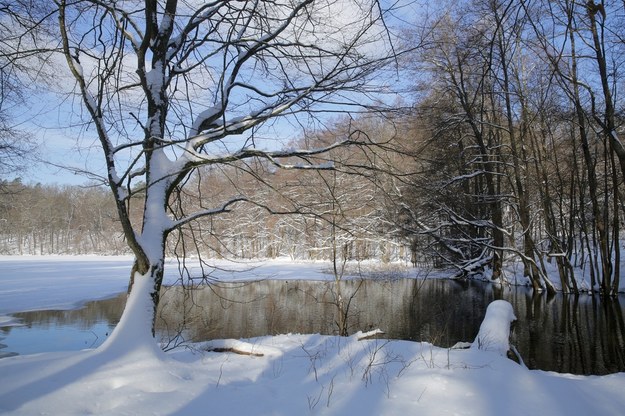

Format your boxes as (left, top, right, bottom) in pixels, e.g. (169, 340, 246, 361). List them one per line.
(0, 179, 125, 254)
(0, 119, 405, 263)
(393, 0, 625, 295)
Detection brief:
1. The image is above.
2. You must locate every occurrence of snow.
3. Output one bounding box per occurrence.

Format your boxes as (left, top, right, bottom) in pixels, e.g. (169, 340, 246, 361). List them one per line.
(0, 316, 18, 327)
(145, 64, 164, 94)
(190, 106, 221, 136)
(1, 256, 624, 415)
(471, 300, 516, 355)
(0, 255, 133, 316)
(0, 256, 333, 317)
(1, 332, 624, 415)
(502, 257, 625, 293)
(98, 270, 164, 359)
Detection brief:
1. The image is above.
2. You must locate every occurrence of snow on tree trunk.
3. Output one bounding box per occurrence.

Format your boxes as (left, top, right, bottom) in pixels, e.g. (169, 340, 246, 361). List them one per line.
(471, 300, 516, 356)
(99, 269, 165, 360)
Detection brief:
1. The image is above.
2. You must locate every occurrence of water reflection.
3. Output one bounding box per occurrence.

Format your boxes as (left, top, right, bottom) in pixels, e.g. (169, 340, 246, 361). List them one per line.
(515, 292, 625, 375)
(1, 279, 624, 375)
(0, 295, 124, 356)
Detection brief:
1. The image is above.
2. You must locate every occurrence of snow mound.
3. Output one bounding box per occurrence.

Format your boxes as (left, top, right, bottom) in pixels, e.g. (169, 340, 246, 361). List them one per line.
(354, 328, 385, 340)
(472, 300, 516, 355)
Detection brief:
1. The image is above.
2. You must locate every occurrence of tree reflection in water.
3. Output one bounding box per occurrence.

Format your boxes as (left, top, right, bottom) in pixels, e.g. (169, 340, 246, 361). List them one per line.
(2, 279, 624, 375)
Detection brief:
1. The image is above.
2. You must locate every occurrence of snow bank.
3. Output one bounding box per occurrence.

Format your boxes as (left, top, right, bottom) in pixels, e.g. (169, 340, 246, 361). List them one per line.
(0, 255, 134, 315)
(0, 316, 19, 327)
(1, 257, 623, 415)
(1, 333, 624, 415)
(0, 256, 335, 315)
(472, 300, 516, 355)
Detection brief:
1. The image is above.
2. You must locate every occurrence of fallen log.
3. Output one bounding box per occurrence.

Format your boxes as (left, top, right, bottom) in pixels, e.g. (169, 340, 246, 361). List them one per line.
(207, 347, 264, 357)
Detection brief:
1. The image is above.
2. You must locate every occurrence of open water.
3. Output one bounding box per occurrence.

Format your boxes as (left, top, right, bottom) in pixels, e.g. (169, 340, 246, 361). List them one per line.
(1, 278, 624, 375)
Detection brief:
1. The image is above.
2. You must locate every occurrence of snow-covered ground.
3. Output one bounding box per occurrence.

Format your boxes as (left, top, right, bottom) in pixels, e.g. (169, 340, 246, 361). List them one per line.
(1, 255, 624, 415)
(0, 256, 134, 316)
(1, 331, 624, 415)
(0, 255, 336, 316)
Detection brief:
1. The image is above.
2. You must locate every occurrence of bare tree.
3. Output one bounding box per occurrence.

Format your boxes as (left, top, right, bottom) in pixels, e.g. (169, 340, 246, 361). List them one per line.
(55, 0, 396, 349)
(0, 1, 55, 185)
(400, 6, 510, 281)
(522, 0, 624, 295)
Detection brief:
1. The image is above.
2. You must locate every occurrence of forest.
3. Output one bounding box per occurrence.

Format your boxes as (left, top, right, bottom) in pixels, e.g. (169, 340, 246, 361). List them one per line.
(0, 0, 623, 300)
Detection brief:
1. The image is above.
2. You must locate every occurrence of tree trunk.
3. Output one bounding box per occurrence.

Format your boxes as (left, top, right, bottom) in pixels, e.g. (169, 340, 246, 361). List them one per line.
(451, 62, 504, 281)
(587, 2, 625, 182)
(100, 261, 165, 357)
(568, 13, 611, 293)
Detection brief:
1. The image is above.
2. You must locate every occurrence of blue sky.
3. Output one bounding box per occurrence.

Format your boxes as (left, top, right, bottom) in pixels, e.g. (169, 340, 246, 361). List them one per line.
(9, 0, 417, 187)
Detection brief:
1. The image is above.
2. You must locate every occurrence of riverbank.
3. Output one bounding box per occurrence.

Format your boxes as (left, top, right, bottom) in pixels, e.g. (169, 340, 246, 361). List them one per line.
(1, 331, 625, 415)
(3, 254, 622, 317)
(1, 255, 625, 414)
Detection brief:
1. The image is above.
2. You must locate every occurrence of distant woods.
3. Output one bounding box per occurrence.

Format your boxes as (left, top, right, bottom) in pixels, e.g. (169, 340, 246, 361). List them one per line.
(0, 120, 407, 261)
(0, 179, 125, 255)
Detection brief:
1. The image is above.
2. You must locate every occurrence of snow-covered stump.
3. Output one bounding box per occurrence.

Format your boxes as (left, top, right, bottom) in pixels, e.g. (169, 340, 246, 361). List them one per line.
(471, 300, 519, 361)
